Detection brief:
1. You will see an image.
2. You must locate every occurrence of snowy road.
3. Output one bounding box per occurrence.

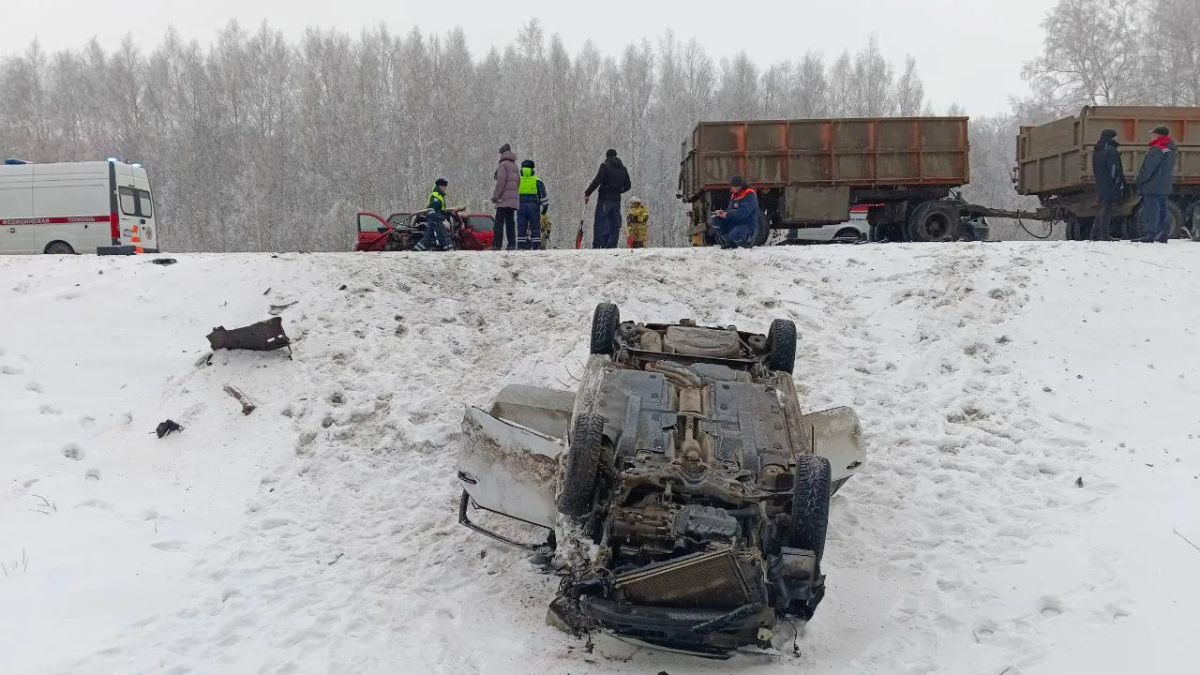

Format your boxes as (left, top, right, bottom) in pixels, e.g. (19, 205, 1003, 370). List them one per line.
(2, 244, 1198, 675)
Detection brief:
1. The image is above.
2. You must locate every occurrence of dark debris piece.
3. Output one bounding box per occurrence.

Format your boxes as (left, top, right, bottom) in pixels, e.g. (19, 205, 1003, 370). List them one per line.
(155, 419, 183, 438)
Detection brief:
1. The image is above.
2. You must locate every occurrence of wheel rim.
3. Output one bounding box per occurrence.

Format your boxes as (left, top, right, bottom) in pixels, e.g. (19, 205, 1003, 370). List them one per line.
(923, 213, 952, 241)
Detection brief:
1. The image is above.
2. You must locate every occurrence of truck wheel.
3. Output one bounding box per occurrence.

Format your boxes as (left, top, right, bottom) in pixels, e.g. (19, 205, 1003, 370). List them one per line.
(788, 455, 831, 562)
(753, 212, 771, 247)
(590, 303, 620, 355)
(908, 201, 959, 242)
(558, 414, 605, 518)
(767, 319, 798, 374)
(1189, 203, 1200, 241)
(1167, 201, 1185, 239)
(44, 241, 75, 255)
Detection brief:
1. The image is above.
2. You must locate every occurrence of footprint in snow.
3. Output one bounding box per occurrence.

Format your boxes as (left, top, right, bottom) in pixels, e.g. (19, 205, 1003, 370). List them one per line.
(1, 364, 24, 375)
(1038, 596, 1065, 617)
(25, 381, 44, 393)
(85, 469, 101, 482)
(62, 443, 85, 461)
(39, 403, 63, 415)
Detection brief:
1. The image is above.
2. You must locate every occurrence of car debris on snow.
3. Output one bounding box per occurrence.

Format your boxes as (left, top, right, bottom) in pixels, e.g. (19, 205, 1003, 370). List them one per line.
(206, 317, 291, 353)
(223, 385, 258, 415)
(154, 419, 183, 438)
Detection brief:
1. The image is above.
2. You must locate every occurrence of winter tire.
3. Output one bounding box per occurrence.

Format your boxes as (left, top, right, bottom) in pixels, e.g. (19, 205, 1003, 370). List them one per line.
(44, 241, 75, 255)
(833, 227, 861, 244)
(908, 201, 960, 242)
(590, 303, 620, 355)
(767, 319, 798, 374)
(753, 212, 770, 247)
(1189, 203, 1200, 241)
(1167, 201, 1185, 239)
(557, 414, 605, 518)
(788, 454, 832, 563)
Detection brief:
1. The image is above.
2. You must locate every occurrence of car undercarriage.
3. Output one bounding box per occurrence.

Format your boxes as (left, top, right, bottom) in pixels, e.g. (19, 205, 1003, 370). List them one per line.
(456, 304, 865, 657)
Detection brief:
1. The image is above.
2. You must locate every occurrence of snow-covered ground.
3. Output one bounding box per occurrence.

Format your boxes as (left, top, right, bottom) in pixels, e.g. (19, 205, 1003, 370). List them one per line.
(2, 243, 1198, 675)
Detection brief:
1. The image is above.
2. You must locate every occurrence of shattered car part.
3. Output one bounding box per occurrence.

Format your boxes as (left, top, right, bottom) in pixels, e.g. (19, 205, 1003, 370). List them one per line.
(206, 317, 291, 352)
(456, 303, 866, 656)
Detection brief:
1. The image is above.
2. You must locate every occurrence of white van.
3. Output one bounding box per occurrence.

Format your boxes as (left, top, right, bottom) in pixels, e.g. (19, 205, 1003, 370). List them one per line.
(0, 159, 160, 255)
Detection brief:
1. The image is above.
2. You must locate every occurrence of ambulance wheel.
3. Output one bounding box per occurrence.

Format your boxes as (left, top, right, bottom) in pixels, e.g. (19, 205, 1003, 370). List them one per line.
(44, 241, 75, 255)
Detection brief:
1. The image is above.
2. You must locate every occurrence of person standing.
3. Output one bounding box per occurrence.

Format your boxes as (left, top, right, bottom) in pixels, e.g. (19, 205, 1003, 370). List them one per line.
(517, 159, 549, 250)
(708, 174, 759, 249)
(626, 196, 649, 248)
(1136, 125, 1178, 243)
(1090, 129, 1126, 241)
(490, 144, 519, 250)
(584, 149, 631, 248)
(415, 178, 451, 251)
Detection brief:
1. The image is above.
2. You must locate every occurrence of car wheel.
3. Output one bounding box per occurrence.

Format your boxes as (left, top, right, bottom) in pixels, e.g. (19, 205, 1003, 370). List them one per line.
(788, 455, 831, 563)
(557, 414, 605, 518)
(45, 241, 75, 255)
(908, 201, 960, 242)
(767, 319, 797, 374)
(833, 227, 860, 244)
(590, 303, 620, 355)
(1189, 202, 1200, 241)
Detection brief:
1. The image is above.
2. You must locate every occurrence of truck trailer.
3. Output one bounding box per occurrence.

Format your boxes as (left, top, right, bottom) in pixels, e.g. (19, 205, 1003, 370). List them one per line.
(678, 117, 971, 244)
(1016, 105, 1200, 241)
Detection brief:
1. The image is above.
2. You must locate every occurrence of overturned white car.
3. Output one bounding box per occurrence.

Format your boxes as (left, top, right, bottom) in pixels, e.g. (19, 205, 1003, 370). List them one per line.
(456, 303, 865, 657)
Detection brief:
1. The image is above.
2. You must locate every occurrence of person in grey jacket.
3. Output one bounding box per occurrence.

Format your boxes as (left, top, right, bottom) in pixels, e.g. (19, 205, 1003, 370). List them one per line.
(1136, 125, 1178, 243)
(491, 144, 519, 250)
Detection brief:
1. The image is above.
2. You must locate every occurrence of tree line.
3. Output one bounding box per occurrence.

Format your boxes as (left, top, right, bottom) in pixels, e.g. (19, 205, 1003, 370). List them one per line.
(2, 0, 1197, 250)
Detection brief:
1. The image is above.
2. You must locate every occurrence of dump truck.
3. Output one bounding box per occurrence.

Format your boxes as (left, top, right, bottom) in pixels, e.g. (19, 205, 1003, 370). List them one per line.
(678, 117, 971, 243)
(1015, 105, 1200, 241)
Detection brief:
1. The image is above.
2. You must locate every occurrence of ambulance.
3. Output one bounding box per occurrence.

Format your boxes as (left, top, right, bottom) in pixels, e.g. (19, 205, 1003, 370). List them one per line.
(0, 158, 159, 255)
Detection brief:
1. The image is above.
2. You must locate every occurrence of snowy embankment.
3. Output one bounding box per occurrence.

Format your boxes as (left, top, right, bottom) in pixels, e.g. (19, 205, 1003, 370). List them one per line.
(1, 244, 1198, 675)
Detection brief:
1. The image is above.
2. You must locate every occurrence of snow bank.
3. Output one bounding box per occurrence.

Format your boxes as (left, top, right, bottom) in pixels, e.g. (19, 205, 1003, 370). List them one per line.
(2, 243, 1198, 674)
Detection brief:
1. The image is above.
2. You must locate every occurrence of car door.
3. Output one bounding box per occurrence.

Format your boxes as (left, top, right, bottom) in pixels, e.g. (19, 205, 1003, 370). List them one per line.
(356, 212, 391, 251)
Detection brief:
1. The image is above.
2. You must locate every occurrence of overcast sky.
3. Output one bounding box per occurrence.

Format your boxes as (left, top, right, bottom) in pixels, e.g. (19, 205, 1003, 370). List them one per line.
(7, 0, 1056, 116)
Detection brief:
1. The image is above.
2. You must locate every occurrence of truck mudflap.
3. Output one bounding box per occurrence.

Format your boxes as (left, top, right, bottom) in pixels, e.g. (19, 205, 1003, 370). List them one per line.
(800, 406, 867, 494)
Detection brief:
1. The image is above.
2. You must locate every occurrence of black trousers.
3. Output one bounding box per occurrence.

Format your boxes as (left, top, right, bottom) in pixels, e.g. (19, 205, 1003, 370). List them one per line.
(493, 207, 516, 249)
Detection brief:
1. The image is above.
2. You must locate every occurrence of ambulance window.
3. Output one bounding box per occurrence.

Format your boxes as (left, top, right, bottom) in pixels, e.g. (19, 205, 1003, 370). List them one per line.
(120, 187, 154, 218)
(119, 187, 137, 215)
(136, 190, 153, 218)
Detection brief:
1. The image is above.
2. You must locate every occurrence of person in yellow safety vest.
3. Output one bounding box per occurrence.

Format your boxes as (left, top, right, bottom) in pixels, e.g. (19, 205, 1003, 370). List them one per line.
(517, 159, 549, 250)
(415, 178, 451, 251)
(626, 196, 649, 248)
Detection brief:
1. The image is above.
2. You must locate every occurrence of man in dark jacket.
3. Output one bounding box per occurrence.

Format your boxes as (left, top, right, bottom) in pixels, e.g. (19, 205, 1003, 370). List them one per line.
(709, 174, 759, 249)
(415, 178, 451, 251)
(517, 159, 549, 250)
(1090, 129, 1126, 241)
(491, 144, 519, 250)
(584, 149, 631, 248)
(1136, 125, 1178, 243)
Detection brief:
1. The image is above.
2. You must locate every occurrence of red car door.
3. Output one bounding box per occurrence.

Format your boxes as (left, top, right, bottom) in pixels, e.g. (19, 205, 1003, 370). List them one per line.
(464, 214, 495, 249)
(355, 212, 392, 251)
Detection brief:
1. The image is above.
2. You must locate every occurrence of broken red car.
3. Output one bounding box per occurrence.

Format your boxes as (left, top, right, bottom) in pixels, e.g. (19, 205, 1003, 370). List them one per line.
(355, 211, 495, 251)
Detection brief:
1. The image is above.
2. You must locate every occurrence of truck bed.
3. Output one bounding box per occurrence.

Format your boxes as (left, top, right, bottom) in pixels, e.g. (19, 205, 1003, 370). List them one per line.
(679, 117, 970, 199)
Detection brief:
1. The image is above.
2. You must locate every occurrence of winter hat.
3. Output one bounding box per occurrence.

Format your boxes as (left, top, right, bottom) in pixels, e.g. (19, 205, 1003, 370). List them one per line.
(605, 148, 618, 159)
(1152, 125, 1170, 137)
(499, 143, 511, 154)
(435, 178, 448, 187)
(1100, 129, 1117, 139)
(630, 196, 642, 204)
(729, 174, 746, 188)
(521, 159, 535, 170)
